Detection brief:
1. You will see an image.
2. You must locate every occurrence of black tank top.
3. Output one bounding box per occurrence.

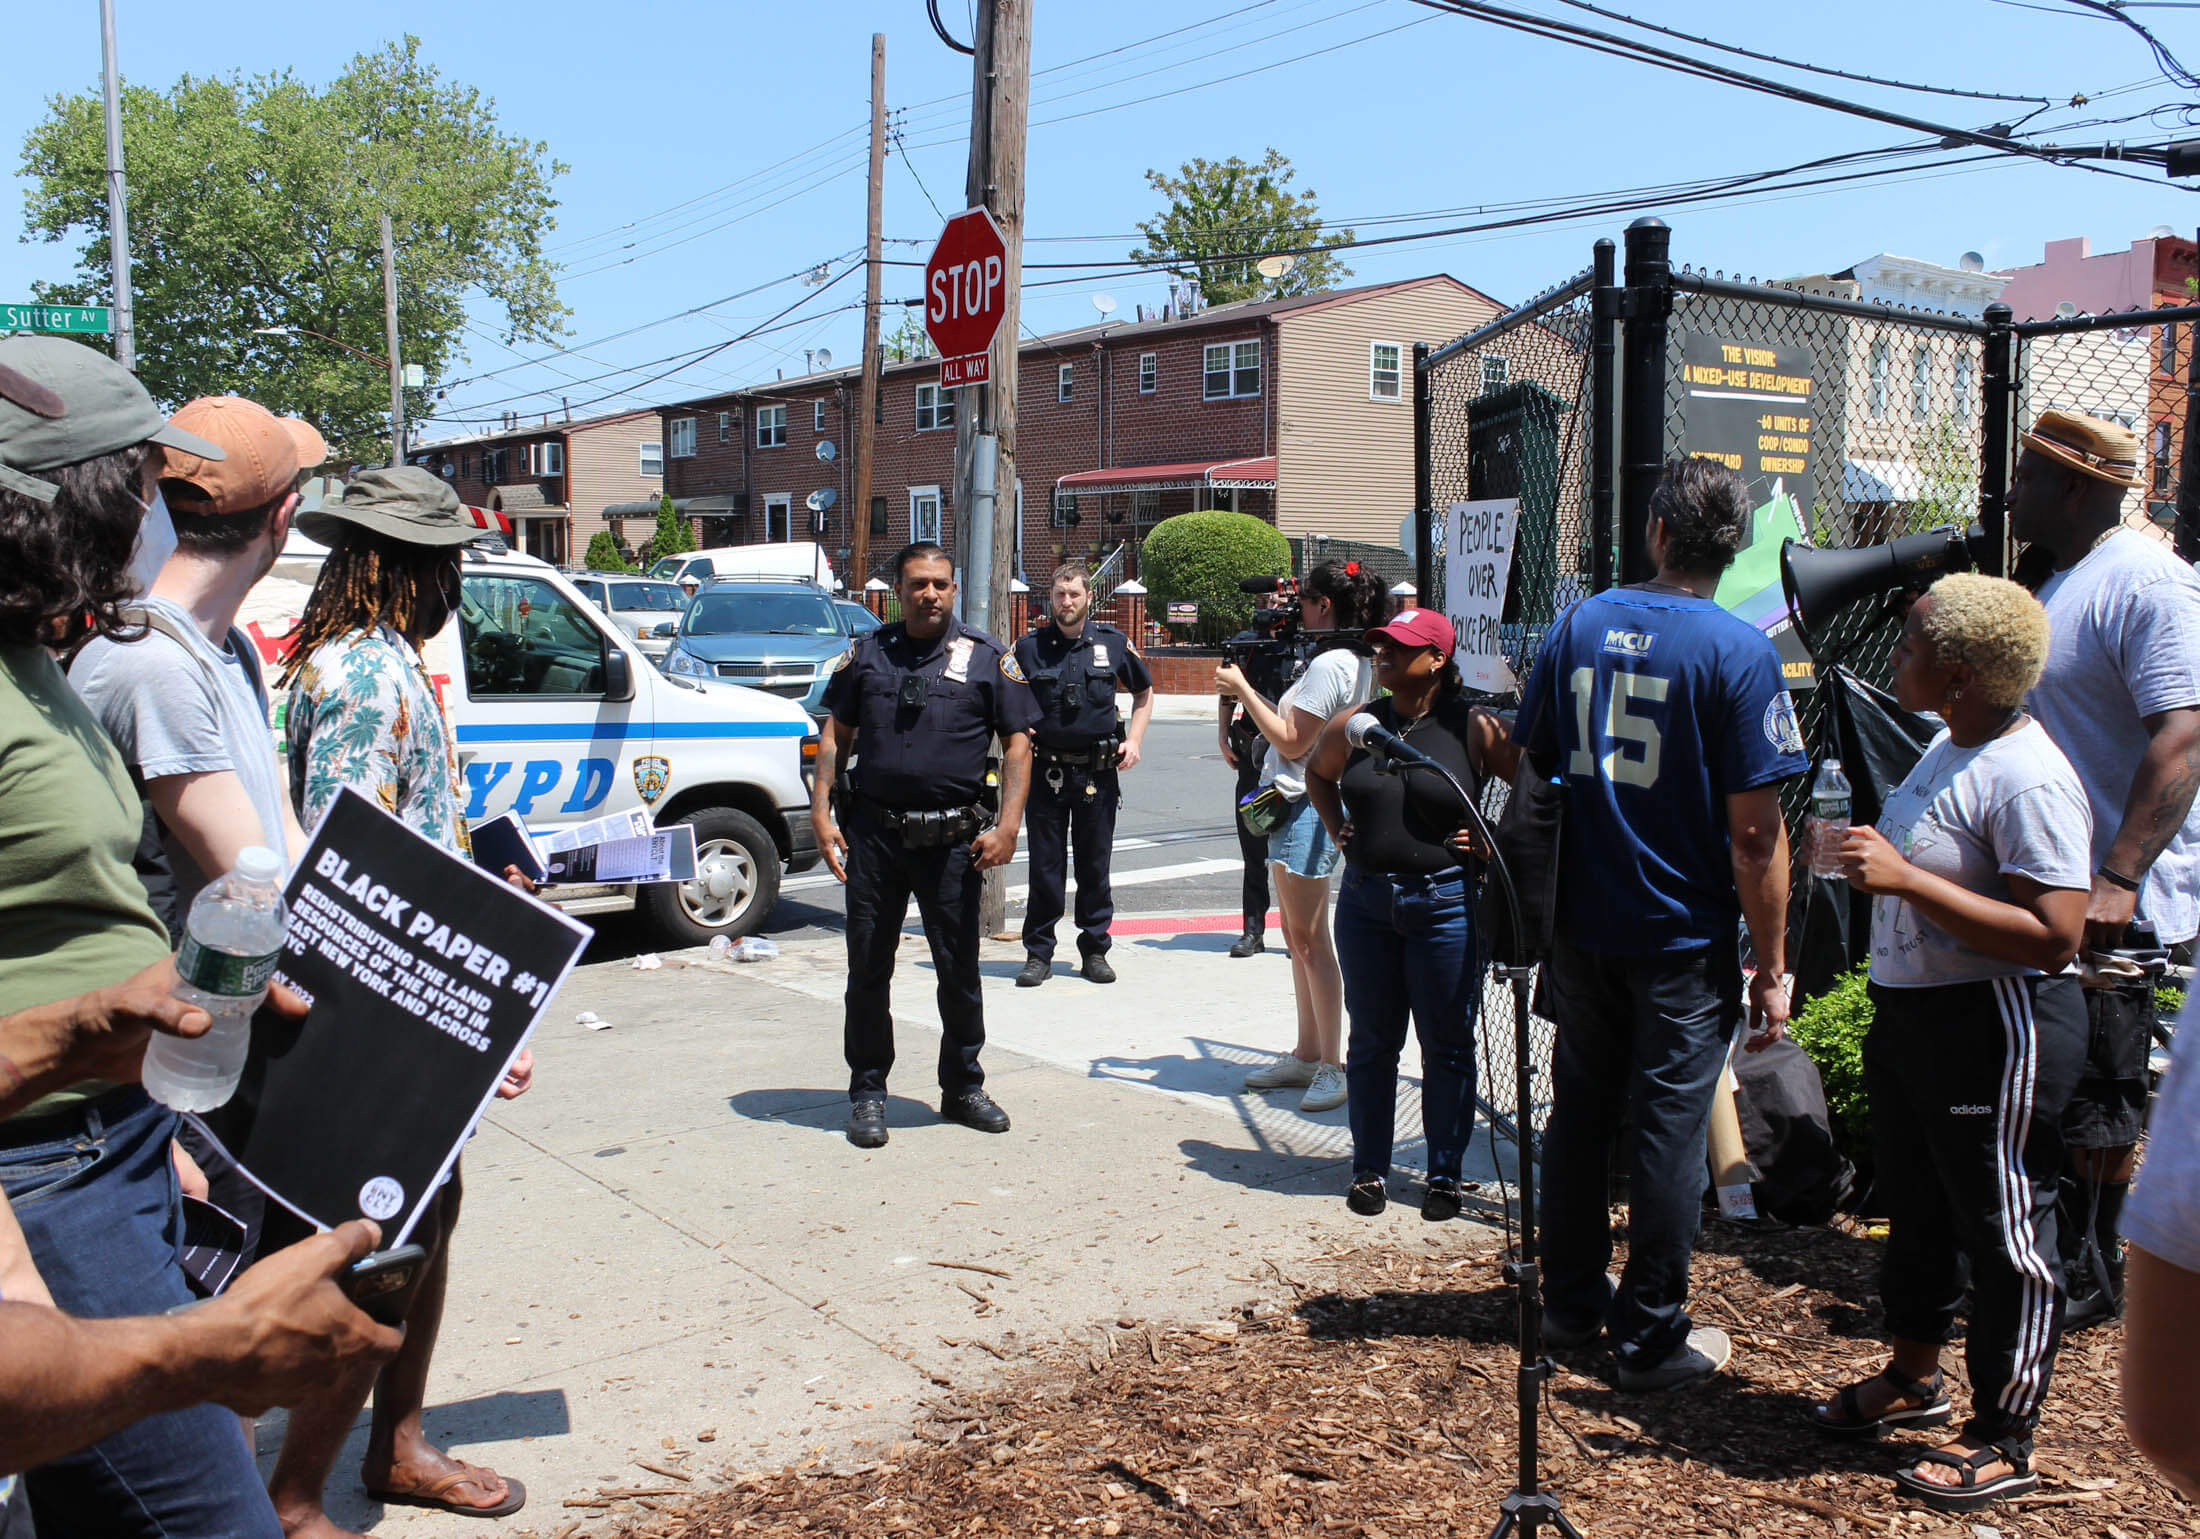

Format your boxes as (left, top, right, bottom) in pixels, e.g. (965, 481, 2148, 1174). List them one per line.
(1337, 694, 1483, 875)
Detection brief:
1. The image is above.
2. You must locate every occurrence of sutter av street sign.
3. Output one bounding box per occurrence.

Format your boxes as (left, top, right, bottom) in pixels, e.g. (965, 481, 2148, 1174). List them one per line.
(924, 207, 1008, 387)
(1, 303, 112, 335)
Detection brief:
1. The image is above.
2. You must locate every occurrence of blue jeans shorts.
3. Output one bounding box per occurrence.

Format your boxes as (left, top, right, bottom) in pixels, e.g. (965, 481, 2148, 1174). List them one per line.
(1266, 793, 1338, 879)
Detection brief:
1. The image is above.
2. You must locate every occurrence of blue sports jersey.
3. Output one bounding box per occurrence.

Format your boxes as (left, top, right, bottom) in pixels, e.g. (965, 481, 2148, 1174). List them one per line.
(1514, 588, 1806, 955)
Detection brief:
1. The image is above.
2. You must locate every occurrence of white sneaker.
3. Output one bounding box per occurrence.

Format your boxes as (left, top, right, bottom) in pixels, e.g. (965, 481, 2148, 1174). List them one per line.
(1299, 1063, 1348, 1113)
(1617, 1326, 1732, 1393)
(1243, 1053, 1320, 1091)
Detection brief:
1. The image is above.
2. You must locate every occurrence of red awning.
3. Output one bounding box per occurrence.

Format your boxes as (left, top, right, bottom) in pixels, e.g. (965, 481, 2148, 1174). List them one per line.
(1054, 455, 1276, 496)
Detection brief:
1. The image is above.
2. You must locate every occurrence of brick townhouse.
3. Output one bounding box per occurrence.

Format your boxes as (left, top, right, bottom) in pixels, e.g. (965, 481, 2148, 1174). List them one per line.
(409, 407, 664, 567)
(651, 274, 1501, 585)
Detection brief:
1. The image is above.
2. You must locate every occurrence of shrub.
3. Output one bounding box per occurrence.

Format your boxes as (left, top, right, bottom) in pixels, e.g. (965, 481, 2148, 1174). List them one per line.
(642, 493, 696, 566)
(584, 530, 635, 573)
(1139, 511, 1289, 635)
(2158, 981, 2186, 1022)
(1788, 964, 1873, 1155)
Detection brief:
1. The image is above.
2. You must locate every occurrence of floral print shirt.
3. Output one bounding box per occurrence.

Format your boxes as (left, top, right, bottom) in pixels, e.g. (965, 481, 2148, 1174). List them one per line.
(286, 626, 471, 856)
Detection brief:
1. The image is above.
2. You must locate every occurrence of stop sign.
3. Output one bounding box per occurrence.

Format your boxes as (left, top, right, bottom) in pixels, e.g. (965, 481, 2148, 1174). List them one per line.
(924, 207, 1008, 373)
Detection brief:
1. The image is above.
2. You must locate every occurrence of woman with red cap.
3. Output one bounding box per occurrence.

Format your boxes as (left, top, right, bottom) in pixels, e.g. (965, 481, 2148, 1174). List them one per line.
(1306, 608, 1512, 1220)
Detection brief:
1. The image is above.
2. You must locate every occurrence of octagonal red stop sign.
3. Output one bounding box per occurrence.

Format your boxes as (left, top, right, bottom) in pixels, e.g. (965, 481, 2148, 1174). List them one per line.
(924, 207, 1008, 372)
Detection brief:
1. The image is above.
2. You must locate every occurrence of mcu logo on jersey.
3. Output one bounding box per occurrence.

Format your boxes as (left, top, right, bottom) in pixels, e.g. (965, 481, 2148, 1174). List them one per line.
(1600, 627, 1657, 659)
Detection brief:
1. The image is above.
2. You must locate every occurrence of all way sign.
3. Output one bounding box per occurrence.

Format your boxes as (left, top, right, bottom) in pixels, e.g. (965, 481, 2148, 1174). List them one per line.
(1, 303, 112, 335)
(924, 208, 1008, 389)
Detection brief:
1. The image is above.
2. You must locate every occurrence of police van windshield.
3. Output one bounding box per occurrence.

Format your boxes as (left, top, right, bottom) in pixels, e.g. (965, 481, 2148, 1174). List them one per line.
(607, 581, 687, 612)
(686, 591, 840, 636)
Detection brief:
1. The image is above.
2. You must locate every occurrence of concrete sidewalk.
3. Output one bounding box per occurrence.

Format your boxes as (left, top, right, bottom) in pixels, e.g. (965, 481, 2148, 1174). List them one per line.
(277, 918, 1510, 1534)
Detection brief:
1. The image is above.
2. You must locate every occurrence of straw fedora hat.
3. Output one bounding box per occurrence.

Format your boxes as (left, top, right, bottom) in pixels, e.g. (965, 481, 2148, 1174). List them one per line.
(2019, 406, 2142, 490)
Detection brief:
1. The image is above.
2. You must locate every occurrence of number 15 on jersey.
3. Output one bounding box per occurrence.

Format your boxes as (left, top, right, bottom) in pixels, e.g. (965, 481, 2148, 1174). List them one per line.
(1568, 666, 1668, 789)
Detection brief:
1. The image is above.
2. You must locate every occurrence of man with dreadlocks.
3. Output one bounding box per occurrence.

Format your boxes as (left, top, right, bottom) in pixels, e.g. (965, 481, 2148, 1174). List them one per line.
(268, 466, 534, 1529)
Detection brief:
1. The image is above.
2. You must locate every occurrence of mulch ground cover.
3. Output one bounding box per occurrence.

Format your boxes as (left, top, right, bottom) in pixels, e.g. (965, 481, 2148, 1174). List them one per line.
(557, 1214, 2184, 1538)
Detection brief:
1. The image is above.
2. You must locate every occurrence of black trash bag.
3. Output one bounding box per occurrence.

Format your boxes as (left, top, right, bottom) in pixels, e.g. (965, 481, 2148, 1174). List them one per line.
(1734, 1035, 1853, 1226)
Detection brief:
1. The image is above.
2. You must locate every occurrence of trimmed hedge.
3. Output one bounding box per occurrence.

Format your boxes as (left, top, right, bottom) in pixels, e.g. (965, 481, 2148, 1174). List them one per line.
(1139, 511, 1290, 635)
(584, 530, 636, 572)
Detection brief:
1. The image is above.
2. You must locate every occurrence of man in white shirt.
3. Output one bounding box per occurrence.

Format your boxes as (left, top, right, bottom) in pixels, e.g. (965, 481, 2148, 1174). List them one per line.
(2011, 405, 2200, 1326)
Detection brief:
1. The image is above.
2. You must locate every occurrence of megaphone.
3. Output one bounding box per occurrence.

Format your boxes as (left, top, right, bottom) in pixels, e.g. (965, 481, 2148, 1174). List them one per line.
(1779, 523, 1996, 657)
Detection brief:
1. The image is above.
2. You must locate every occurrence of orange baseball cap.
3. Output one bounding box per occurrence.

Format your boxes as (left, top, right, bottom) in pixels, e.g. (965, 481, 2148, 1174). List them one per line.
(160, 395, 328, 515)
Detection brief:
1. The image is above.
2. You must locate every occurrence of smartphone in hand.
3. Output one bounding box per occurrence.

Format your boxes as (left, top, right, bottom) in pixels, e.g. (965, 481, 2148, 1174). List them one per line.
(338, 1245, 429, 1327)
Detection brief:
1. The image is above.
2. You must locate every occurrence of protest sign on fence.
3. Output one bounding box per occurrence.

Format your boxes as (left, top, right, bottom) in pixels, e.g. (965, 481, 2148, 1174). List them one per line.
(1442, 498, 1521, 692)
(195, 787, 591, 1246)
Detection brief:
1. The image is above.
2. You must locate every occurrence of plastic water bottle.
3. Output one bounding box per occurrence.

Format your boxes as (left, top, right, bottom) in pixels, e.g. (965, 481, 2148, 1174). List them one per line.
(143, 846, 289, 1113)
(1809, 759, 1853, 880)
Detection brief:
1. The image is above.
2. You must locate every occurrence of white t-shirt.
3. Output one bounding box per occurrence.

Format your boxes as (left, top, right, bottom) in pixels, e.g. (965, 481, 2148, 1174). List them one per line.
(1257, 647, 1371, 798)
(1869, 720, 2092, 988)
(2125, 989, 2200, 1270)
(2029, 528, 2200, 945)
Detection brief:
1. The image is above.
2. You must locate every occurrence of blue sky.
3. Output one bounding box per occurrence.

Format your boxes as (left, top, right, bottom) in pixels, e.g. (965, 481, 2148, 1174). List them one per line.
(6, 0, 2196, 439)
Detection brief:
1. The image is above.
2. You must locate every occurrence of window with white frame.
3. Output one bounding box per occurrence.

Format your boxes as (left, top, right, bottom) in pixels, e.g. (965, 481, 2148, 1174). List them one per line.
(914, 383, 956, 431)
(1050, 488, 1079, 528)
(1370, 341, 1402, 401)
(909, 486, 942, 543)
(1058, 363, 1074, 402)
(813, 399, 827, 433)
(1869, 338, 1890, 419)
(1481, 355, 1509, 395)
(527, 441, 564, 476)
(669, 417, 697, 459)
(483, 447, 507, 484)
(639, 441, 663, 477)
(1911, 347, 1931, 421)
(756, 404, 787, 448)
(2156, 421, 2174, 495)
(1955, 352, 1973, 421)
(2165, 321, 2181, 377)
(717, 410, 732, 443)
(1138, 352, 1157, 393)
(1202, 339, 1260, 399)
(764, 493, 792, 543)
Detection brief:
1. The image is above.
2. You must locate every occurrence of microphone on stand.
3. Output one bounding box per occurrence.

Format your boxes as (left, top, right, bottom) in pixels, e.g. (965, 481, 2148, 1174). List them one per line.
(1345, 712, 1443, 776)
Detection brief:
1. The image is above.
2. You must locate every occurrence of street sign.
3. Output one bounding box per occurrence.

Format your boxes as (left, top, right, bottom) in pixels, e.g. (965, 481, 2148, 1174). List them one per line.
(1, 302, 111, 335)
(923, 207, 1008, 379)
(941, 352, 989, 389)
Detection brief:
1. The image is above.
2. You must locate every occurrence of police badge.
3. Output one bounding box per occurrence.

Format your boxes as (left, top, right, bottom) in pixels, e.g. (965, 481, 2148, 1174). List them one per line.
(633, 755, 672, 805)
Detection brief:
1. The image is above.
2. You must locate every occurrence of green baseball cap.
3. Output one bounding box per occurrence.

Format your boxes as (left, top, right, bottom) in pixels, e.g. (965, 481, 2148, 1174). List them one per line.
(297, 465, 485, 549)
(0, 335, 222, 503)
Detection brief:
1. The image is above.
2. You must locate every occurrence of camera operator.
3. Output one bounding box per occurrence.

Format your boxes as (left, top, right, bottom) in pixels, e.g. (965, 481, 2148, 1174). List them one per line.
(1219, 610, 1293, 958)
(1513, 459, 1805, 1393)
(2007, 407, 2200, 1328)
(1213, 560, 1389, 1115)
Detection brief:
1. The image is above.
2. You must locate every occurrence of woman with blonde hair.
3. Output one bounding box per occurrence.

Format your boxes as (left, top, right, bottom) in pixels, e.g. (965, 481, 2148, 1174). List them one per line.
(1806, 574, 2091, 1514)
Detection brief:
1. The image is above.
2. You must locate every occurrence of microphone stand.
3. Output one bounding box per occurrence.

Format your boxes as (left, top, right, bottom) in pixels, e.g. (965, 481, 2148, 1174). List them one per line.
(1376, 748, 1582, 1538)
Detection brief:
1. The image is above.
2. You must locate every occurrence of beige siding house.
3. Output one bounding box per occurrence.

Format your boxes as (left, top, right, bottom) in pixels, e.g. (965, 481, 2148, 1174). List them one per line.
(565, 410, 666, 551)
(1274, 278, 1502, 544)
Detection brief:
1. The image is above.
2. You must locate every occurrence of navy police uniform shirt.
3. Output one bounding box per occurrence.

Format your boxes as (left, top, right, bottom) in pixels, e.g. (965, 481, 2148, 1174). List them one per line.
(1013, 622, 1153, 751)
(1514, 588, 1806, 956)
(822, 616, 1041, 810)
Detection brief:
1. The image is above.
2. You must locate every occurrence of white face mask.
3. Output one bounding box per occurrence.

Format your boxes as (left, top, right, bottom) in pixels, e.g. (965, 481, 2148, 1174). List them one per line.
(126, 486, 177, 596)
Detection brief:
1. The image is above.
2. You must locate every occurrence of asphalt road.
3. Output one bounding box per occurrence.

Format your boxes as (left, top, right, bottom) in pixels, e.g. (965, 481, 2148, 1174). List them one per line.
(581, 718, 1258, 961)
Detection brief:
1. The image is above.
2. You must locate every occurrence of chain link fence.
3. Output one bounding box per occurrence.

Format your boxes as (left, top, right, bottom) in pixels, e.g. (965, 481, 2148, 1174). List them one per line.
(2018, 312, 2191, 545)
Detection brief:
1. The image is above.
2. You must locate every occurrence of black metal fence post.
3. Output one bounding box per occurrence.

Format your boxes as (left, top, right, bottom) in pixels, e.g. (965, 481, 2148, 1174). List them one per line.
(1979, 300, 2017, 579)
(1589, 237, 1619, 594)
(1413, 340, 1434, 600)
(1619, 217, 1672, 585)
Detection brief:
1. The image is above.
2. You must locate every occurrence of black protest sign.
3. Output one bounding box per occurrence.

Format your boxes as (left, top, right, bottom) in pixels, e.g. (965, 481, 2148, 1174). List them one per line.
(194, 787, 590, 1246)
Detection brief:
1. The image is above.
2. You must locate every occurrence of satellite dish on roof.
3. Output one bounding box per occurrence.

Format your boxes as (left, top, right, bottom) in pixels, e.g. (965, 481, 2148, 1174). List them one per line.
(813, 348, 833, 370)
(806, 487, 837, 512)
(816, 439, 837, 463)
(1091, 292, 1118, 318)
(1959, 251, 1986, 272)
(2056, 300, 2080, 320)
(2152, 225, 2179, 240)
(439, 461, 456, 478)
(1256, 255, 1295, 280)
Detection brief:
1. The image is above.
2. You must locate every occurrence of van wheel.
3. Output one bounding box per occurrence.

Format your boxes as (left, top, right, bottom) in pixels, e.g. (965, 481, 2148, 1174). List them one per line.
(643, 807, 780, 945)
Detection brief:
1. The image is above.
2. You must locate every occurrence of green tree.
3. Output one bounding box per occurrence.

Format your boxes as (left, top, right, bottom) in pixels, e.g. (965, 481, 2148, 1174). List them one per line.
(884, 310, 933, 363)
(583, 529, 634, 573)
(1140, 510, 1290, 636)
(1130, 149, 1353, 307)
(18, 37, 568, 465)
(642, 493, 695, 567)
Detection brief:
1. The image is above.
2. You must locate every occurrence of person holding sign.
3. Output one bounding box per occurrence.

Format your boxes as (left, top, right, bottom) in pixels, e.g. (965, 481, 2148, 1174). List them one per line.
(272, 467, 534, 1526)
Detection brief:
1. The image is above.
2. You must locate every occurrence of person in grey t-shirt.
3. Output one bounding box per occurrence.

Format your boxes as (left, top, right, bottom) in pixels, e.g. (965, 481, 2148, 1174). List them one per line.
(2121, 992, 2200, 1500)
(2010, 405, 2200, 1327)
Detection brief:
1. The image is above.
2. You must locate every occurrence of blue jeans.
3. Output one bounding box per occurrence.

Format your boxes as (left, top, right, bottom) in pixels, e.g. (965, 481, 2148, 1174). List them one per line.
(1539, 935, 1742, 1371)
(0, 1088, 282, 1538)
(1335, 865, 1481, 1181)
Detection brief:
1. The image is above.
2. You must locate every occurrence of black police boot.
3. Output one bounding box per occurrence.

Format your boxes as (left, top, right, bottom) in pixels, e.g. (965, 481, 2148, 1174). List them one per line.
(1015, 956, 1051, 987)
(1229, 930, 1265, 958)
(847, 1098, 888, 1149)
(943, 1088, 1011, 1134)
(1081, 952, 1117, 984)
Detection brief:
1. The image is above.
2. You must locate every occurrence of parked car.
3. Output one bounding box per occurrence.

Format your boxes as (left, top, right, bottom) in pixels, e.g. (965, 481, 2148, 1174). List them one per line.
(833, 599, 882, 637)
(649, 540, 838, 591)
(662, 578, 851, 719)
(568, 574, 690, 662)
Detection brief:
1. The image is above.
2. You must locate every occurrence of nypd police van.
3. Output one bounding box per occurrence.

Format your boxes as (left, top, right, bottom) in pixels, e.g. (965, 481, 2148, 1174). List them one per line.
(244, 541, 820, 946)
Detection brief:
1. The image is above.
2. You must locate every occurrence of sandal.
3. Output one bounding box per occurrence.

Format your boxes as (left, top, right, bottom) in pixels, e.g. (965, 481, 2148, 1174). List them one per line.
(1806, 1365, 1952, 1437)
(366, 1464, 527, 1518)
(1890, 1439, 2038, 1512)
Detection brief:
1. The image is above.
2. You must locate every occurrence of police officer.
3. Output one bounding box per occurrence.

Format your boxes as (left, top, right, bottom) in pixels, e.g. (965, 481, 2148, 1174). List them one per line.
(813, 542, 1039, 1149)
(1219, 614, 1294, 958)
(1014, 560, 1154, 987)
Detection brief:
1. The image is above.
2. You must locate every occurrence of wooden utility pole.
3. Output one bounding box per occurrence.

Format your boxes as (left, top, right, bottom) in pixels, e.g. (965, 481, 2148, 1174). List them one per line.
(951, 0, 1031, 937)
(852, 33, 887, 591)
(380, 212, 405, 467)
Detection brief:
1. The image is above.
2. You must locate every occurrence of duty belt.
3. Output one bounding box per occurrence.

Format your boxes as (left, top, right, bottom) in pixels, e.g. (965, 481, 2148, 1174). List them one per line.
(1034, 739, 1120, 771)
(845, 789, 986, 848)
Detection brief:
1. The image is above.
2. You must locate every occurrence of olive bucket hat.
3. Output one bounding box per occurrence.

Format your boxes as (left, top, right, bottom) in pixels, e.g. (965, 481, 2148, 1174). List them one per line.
(297, 464, 485, 548)
(0, 335, 224, 502)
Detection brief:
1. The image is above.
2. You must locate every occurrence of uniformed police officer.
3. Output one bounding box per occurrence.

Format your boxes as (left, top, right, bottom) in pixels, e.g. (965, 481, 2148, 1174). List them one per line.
(813, 542, 1040, 1149)
(1013, 560, 1154, 987)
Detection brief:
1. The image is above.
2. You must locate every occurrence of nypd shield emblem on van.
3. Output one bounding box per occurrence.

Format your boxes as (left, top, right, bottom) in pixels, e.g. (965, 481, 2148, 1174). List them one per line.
(633, 755, 672, 805)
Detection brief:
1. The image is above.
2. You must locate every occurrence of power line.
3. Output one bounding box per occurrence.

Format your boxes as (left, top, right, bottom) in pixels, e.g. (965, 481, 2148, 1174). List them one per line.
(558, 150, 872, 281)
(892, 119, 950, 222)
(545, 121, 868, 258)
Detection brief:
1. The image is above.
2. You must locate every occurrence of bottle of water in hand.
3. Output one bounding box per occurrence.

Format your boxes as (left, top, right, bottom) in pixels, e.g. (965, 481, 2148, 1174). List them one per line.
(143, 846, 289, 1113)
(1809, 759, 1853, 880)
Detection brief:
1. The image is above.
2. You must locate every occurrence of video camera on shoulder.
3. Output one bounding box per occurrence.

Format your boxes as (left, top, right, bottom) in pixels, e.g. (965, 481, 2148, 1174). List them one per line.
(1221, 575, 1363, 687)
